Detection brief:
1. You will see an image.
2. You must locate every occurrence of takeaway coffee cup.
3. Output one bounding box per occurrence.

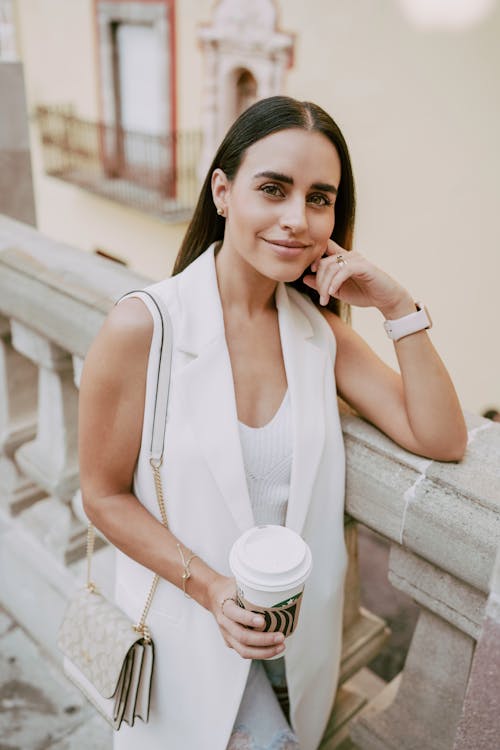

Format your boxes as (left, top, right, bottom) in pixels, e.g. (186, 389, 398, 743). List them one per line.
(229, 525, 312, 649)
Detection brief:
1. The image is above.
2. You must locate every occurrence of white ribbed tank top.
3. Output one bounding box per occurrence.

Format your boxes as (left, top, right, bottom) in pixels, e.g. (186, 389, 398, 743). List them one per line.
(238, 391, 292, 526)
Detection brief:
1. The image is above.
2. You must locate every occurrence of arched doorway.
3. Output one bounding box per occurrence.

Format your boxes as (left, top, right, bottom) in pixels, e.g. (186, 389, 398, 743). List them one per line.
(197, 0, 293, 178)
(234, 68, 258, 117)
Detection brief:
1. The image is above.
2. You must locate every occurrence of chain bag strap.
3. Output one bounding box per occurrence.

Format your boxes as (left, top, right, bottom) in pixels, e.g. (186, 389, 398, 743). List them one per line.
(58, 289, 173, 730)
(85, 289, 173, 639)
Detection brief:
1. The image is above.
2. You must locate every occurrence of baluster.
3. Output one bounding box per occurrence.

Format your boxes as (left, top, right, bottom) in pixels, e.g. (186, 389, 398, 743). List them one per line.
(0, 315, 44, 515)
(10, 321, 85, 564)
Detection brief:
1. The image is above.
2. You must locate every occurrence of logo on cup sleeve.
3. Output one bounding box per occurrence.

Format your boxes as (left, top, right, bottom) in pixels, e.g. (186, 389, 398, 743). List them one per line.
(236, 589, 304, 637)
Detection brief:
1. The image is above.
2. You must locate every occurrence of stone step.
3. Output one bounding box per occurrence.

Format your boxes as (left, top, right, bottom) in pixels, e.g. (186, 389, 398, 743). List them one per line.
(320, 668, 385, 749)
(333, 739, 361, 750)
(349, 674, 402, 749)
(340, 606, 391, 684)
(320, 686, 365, 749)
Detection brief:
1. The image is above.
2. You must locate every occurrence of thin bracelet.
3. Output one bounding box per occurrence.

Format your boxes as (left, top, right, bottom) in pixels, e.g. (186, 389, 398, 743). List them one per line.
(176, 543, 198, 598)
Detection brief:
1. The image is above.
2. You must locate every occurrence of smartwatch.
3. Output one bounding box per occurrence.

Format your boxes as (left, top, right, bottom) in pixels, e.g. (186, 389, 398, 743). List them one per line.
(383, 302, 432, 342)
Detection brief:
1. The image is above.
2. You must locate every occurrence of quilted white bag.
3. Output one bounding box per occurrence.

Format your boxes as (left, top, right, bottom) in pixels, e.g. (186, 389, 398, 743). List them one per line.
(58, 290, 172, 730)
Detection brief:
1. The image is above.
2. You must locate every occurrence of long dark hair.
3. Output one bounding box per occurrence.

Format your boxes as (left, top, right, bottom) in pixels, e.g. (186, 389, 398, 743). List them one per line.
(173, 95, 356, 317)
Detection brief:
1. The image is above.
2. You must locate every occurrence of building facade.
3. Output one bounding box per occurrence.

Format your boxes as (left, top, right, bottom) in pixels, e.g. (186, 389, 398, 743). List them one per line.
(7, 0, 500, 413)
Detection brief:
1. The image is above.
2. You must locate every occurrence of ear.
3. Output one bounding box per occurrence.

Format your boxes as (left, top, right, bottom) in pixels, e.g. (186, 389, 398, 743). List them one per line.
(211, 168, 230, 214)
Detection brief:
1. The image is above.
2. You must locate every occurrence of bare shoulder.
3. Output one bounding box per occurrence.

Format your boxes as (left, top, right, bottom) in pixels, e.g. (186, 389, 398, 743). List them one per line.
(102, 297, 154, 347)
(82, 297, 154, 388)
(79, 298, 155, 502)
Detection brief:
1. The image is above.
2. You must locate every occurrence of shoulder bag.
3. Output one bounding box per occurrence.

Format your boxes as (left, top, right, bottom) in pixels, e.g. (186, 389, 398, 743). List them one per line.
(58, 290, 173, 730)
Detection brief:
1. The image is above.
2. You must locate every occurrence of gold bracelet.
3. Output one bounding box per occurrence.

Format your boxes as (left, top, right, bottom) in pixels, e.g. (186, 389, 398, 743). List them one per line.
(176, 543, 198, 598)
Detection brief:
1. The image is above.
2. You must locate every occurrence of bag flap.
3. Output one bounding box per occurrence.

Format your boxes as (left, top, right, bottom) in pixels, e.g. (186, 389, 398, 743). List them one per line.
(58, 588, 143, 698)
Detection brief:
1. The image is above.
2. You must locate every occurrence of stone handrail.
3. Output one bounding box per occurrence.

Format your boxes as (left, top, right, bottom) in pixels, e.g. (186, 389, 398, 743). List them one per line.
(343, 409, 500, 749)
(1, 214, 499, 750)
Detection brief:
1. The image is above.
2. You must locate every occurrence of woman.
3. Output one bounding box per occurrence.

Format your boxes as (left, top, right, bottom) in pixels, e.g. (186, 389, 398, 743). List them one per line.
(79, 96, 467, 750)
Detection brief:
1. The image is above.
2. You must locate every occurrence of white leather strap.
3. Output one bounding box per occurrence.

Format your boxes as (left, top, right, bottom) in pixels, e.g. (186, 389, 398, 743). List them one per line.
(116, 290, 173, 464)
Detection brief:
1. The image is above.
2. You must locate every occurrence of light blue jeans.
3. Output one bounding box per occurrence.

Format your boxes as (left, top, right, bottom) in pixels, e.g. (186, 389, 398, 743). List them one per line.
(227, 657, 300, 750)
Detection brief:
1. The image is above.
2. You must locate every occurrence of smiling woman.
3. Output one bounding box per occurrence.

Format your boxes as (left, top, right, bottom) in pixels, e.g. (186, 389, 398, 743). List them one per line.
(210, 129, 341, 286)
(78, 96, 467, 750)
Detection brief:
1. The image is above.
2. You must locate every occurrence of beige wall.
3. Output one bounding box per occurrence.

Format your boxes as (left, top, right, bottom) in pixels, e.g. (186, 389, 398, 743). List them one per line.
(15, 0, 189, 278)
(175, 0, 212, 129)
(14, 0, 500, 413)
(16, 0, 98, 118)
(278, 1, 500, 415)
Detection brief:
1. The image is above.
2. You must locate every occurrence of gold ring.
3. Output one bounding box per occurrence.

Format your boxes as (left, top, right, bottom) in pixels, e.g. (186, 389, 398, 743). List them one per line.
(221, 596, 237, 616)
(336, 254, 347, 267)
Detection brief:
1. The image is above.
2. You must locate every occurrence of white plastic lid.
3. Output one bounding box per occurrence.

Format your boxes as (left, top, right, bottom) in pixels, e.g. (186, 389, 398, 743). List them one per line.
(229, 525, 312, 592)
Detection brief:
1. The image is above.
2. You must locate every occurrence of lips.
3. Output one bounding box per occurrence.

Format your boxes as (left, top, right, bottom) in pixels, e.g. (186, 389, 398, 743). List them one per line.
(264, 238, 308, 248)
(262, 237, 310, 259)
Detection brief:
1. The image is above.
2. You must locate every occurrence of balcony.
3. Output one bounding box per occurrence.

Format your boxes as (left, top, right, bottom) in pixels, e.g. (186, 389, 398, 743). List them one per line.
(35, 106, 202, 221)
(0, 213, 499, 749)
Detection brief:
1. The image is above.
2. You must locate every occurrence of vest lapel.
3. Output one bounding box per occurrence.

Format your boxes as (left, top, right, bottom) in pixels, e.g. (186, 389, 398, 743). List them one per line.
(174, 247, 253, 533)
(275, 284, 328, 535)
(173, 246, 328, 536)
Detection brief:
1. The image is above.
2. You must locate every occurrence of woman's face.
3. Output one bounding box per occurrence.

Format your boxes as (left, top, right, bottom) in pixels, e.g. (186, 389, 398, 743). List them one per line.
(212, 128, 342, 283)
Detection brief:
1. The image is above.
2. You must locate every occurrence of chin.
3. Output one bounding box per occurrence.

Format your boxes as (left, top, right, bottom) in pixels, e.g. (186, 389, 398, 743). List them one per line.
(278, 269, 306, 284)
(266, 259, 311, 284)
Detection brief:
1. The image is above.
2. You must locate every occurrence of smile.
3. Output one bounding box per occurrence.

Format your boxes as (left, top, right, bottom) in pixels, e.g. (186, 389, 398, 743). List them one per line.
(262, 238, 310, 258)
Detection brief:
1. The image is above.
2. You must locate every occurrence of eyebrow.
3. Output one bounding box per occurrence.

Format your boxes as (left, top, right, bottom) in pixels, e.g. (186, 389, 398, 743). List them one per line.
(253, 170, 338, 194)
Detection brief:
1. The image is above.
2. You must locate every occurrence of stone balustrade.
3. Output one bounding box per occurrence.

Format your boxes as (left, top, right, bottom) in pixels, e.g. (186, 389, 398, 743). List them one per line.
(0, 214, 499, 749)
(344, 409, 500, 749)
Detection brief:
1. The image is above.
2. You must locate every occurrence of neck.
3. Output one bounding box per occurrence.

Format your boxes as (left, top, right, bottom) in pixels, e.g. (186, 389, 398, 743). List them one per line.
(215, 240, 278, 317)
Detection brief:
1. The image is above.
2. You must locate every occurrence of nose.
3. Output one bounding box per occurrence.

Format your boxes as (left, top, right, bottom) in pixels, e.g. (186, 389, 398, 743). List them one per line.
(279, 195, 307, 234)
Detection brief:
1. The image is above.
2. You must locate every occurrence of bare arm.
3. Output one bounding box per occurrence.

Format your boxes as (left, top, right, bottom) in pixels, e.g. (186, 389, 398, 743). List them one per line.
(79, 298, 284, 658)
(304, 240, 467, 462)
(323, 308, 467, 461)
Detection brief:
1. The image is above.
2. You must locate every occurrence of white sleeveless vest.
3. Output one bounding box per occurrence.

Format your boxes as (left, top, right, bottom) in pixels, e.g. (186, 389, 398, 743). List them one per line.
(113, 244, 347, 750)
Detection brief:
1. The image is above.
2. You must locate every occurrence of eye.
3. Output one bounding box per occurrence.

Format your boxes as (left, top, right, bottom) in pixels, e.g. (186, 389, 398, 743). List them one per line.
(308, 193, 333, 207)
(260, 183, 285, 198)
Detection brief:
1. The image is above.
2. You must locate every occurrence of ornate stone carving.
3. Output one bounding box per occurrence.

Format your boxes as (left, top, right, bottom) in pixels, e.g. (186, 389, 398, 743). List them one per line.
(211, 0, 277, 46)
(0, 0, 18, 61)
(197, 0, 294, 178)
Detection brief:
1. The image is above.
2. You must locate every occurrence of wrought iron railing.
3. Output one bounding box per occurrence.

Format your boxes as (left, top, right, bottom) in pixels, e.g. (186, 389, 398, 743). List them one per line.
(35, 106, 202, 221)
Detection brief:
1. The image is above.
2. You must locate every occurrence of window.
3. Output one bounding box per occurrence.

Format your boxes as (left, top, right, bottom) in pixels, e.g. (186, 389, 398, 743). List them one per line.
(96, 1, 176, 195)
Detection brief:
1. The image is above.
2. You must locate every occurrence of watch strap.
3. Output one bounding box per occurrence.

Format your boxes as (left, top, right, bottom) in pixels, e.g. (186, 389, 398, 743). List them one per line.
(383, 302, 432, 341)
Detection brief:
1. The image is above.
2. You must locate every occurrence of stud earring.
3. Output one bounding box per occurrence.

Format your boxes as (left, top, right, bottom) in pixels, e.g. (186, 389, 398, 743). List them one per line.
(217, 207, 225, 217)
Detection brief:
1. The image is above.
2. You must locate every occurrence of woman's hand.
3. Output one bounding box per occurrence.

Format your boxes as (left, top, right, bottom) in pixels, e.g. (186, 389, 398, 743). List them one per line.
(303, 239, 415, 318)
(207, 576, 285, 660)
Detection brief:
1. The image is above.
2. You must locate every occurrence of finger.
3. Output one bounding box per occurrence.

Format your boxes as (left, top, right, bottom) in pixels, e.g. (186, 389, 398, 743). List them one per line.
(328, 267, 353, 298)
(220, 599, 266, 630)
(315, 262, 346, 305)
(311, 244, 337, 271)
(233, 624, 285, 649)
(225, 632, 286, 660)
(309, 258, 320, 273)
(221, 610, 284, 646)
(302, 273, 318, 291)
(323, 239, 345, 256)
(305, 267, 339, 305)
